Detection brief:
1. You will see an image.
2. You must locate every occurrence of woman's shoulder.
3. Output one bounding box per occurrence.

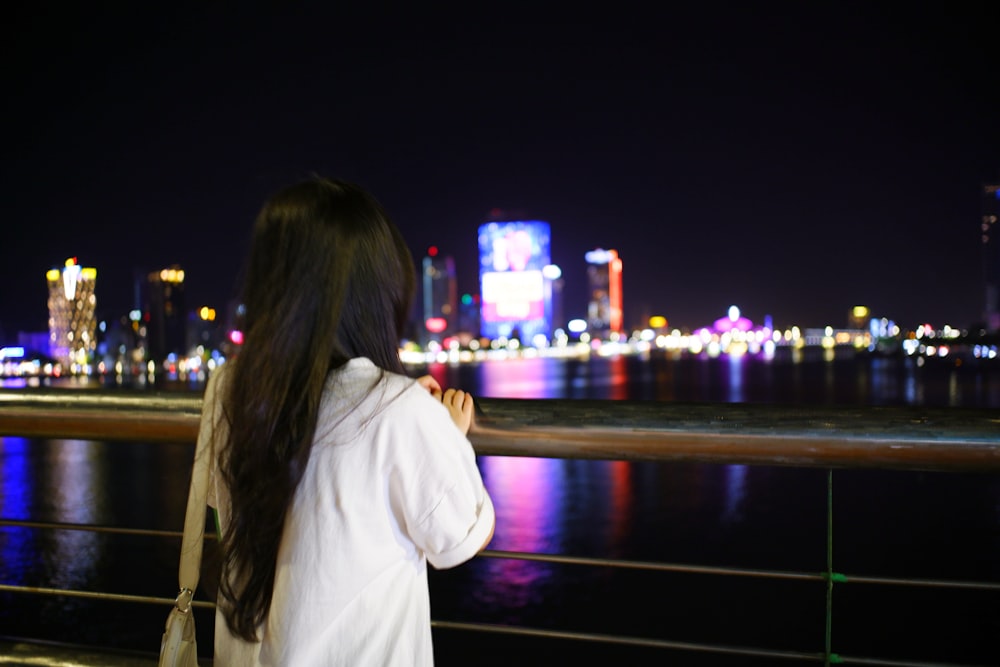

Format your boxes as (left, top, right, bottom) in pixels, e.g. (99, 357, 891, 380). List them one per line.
(327, 357, 432, 412)
(336, 357, 413, 388)
(203, 361, 231, 404)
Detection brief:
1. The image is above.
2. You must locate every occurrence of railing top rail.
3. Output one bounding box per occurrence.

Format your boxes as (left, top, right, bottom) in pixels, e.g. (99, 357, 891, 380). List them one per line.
(0, 388, 997, 471)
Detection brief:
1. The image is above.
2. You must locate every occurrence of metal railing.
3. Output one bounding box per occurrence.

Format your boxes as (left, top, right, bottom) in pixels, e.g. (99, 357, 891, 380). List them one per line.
(1, 388, 999, 666)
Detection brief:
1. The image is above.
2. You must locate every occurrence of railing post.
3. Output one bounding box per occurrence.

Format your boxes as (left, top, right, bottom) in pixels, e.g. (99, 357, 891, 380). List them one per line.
(824, 468, 847, 666)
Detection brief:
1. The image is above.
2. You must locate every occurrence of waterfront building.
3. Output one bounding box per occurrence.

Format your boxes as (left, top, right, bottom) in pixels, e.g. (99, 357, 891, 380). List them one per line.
(543, 264, 564, 337)
(585, 248, 623, 338)
(478, 220, 552, 343)
(90, 312, 146, 377)
(983, 182, 1000, 332)
(848, 305, 871, 330)
(188, 305, 222, 354)
(45, 257, 97, 373)
(422, 246, 457, 343)
(143, 265, 187, 363)
(457, 292, 481, 341)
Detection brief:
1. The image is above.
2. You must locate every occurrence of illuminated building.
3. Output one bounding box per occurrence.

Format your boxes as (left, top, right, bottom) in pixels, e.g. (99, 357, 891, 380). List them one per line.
(543, 264, 564, 335)
(710, 305, 754, 333)
(46, 257, 97, 372)
(422, 247, 457, 342)
(189, 305, 221, 352)
(458, 292, 481, 338)
(586, 248, 623, 337)
(983, 183, 1000, 332)
(848, 305, 871, 330)
(478, 220, 552, 342)
(144, 265, 186, 362)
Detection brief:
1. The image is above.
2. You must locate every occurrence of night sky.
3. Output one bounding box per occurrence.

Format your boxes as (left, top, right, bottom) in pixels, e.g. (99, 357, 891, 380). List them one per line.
(3, 4, 998, 340)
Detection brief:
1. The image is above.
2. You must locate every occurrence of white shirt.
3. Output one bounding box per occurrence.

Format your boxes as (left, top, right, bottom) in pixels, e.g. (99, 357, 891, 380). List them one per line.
(204, 358, 495, 666)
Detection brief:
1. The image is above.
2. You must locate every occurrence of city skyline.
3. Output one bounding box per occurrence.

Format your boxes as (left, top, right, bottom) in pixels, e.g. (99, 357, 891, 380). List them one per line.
(0, 240, 983, 350)
(2, 5, 998, 337)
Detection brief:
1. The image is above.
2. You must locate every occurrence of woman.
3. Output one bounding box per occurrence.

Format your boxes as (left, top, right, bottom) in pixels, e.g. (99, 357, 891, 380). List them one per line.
(199, 177, 495, 665)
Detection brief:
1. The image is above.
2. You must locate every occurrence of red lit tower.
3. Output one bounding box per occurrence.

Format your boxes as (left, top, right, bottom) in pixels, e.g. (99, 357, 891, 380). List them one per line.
(586, 248, 623, 338)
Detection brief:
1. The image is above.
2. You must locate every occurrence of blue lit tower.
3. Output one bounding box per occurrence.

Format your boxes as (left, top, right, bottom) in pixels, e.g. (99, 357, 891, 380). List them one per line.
(46, 257, 98, 372)
(422, 247, 457, 343)
(983, 183, 1000, 332)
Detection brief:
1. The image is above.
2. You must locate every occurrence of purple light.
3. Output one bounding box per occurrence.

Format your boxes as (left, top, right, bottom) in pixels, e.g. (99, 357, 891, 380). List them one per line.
(712, 315, 754, 333)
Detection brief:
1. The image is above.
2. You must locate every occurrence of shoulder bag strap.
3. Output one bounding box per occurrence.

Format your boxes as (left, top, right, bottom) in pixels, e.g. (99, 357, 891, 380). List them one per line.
(176, 373, 218, 610)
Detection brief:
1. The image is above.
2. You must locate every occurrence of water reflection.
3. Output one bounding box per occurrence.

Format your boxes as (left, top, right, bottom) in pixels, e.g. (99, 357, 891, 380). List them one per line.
(604, 460, 634, 555)
(475, 356, 565, 398)
(483, 457, 567, 555)
(43, 440, 102, 592)
(469, 455, 639, 619)
(474, 457, 564, 612)
(948, 371, 961, 407)
(727, 356, 744, 403)
(0, 437, 32, 584)
(722, 464, 748, 524)
(0, 439, 104, 592)
(420, 351, 1000, 407)
(449, 355, 635, 400)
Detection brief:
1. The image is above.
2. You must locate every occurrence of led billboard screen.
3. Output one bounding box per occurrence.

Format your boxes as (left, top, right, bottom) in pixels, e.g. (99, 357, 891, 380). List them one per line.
(478, 221, 551, 340)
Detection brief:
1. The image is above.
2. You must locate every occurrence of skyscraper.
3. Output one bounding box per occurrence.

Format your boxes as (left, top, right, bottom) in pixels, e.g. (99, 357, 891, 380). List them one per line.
(422, 247, 457, 343)
(46, 257, 97, 372)
(144, 265, 187, 363)
(586, 248, 623, 338)
(983, 183, 1000, 332)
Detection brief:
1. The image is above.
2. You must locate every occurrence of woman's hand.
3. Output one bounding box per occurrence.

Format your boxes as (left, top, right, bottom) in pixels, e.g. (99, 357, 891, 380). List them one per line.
(435, 387, 475, 435)
(416, 375, 474, 435)
(416, 375, 442, 393)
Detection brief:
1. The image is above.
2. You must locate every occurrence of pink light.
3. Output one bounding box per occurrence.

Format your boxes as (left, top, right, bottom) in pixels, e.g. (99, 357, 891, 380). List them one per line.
(712, 315, 754, 333)
(229, 330, 244, 345)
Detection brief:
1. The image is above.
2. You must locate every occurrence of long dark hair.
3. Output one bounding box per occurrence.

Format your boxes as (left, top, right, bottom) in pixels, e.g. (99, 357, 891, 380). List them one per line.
(218, 177, 415, 641)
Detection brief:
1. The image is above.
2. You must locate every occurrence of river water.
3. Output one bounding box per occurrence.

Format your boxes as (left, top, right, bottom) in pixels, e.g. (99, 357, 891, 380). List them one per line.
(1, 349, 998, 666)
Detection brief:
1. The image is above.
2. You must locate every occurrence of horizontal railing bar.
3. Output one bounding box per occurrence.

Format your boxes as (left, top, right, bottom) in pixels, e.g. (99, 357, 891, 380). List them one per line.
(480, 550, 1000, 592)
(841, 574, 1000, 590)
(482, 548, 823, 581)
(455, 622, 999, 666)
(833, 657, 991, 667)
(0, 519, 178, 539)
(0, 389, 203, 444)
(6, 518, 995, 594)
(2, 581, 984, 667)
(0, 518, 217, 540)
(434, 620, 825, 661)
(1, 389, 998, 471)
(0, 638, 171, 666)
(437, 622, 989, 666)
(0, 584, 215, 609)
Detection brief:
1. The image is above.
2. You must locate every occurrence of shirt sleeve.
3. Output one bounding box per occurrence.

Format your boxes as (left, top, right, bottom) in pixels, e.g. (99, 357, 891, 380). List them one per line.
(389, 384, 496, 570)
(419, 483, 495, 570)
